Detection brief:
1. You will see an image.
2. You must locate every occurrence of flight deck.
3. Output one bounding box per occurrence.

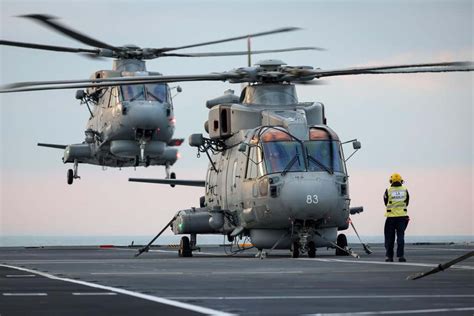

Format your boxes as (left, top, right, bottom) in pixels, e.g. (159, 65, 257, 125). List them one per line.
(1, 243, 473, 315)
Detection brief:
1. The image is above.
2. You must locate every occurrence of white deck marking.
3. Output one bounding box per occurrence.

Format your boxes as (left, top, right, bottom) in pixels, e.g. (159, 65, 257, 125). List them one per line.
(297, 258, 474, 270)
(0, 264, 234, 316)
(165, 294, 474, 300)
(307, 306, 474, 315)
(366, 246, 473, 252)
(90, 272, 184, 275)
(91, 270, 301, 276)
(114, 247, 223, 256)
(3, 293, 47, 296)
(5, 274, 36, 278)
(211, 271, 303, 275)
(72, 292, 117, 296)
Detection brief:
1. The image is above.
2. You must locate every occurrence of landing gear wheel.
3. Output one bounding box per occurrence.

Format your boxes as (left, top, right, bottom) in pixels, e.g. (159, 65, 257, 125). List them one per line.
(291, 241, 300, 258)
(67, 169, 74, 185)
(336, 234, 349, 256)
(178, 236, 193, 257)
(170, 172, 176, 188)
(308, 241, 316, 258)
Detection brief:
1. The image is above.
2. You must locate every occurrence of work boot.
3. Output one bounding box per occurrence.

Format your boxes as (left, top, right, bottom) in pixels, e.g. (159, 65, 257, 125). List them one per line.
(398, 257, 407, 262)
(385, 257, 393, 262)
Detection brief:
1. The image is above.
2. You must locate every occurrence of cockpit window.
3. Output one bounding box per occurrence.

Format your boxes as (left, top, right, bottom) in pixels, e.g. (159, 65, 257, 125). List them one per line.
(121, 85, 145, 101)
(250, 127, 346, 176)
(120, 84, 170, 102)
(262, 141, 305, 174)
(305, 128, 345, 174)
(145, 84, 168, 102)
(305, 141, 343, 173)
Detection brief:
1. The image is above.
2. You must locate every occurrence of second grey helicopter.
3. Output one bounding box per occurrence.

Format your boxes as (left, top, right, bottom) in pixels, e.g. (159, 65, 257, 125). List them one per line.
(0, 14, 317, 184)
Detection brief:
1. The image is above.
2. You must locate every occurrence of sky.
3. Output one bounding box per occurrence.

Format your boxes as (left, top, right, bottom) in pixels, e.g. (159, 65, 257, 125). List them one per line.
(0, 0, 472, 239)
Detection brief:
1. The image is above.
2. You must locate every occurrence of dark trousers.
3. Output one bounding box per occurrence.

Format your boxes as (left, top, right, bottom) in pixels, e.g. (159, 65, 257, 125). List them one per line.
(384, 216, 409, 258)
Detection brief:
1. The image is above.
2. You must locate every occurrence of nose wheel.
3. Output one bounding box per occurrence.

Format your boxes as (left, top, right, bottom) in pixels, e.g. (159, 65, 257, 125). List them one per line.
(165, 163, 176, 187)
(178, 236, 193, 257)
(335, 234, 349, 256)
(67, 160, 81, 185)
(291, 241, 300, 258)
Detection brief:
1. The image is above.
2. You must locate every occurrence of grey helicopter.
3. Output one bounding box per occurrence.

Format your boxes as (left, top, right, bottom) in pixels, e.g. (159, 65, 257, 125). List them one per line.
(126, 59, 473, 259)
(2, 46, 472, 258)
(0, 14, 318, 184)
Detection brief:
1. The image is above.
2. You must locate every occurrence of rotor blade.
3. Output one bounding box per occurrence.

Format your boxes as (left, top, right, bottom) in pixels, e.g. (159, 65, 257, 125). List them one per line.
(0, 74, 230, 93)
(407, 251, 474, 280)
(37, 143, 67, 149)
(2, 71, 233, 89)
(20, 14, 118, 51)
(158, 27, 302, 53)
(129, 178, 206, 187)
(161, 46, 324, 58)
(0, 40, 100, 55)
(294, 80, 327, 85)
(313, 61, 474, 78)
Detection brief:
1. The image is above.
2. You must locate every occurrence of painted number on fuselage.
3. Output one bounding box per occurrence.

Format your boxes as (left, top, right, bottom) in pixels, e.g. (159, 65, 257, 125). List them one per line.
(306, 194, 319, 204)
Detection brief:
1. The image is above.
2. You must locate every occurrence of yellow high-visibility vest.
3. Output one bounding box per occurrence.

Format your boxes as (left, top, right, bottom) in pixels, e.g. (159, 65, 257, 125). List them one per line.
(385, 185, 408, 217)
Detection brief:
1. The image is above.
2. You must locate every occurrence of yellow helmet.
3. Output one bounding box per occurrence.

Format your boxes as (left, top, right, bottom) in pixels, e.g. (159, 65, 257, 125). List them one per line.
(390, 173, 403, 184)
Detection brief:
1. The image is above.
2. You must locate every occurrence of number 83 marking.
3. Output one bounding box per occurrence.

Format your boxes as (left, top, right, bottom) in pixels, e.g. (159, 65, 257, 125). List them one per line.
(306, 194, 319, 204)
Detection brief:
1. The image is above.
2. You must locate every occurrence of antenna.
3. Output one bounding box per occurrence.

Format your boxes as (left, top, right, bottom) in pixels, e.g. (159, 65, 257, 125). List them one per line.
(247, 36, 252, 67)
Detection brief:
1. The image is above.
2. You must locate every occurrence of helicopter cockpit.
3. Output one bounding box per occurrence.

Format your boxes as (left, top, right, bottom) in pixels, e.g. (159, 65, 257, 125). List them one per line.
(247, 127, 346, 177)
(120, 83, 171, 103)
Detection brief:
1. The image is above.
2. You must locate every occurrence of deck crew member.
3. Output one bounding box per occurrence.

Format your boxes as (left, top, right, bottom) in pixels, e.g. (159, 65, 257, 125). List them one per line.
(384, 173, 410, 262)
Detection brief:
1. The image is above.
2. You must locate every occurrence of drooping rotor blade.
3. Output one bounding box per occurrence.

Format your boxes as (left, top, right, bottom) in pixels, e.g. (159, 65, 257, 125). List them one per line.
(0, 73, 232, 93)
(0, 40, 100, 55)
(20, 14, 119, 51)
(313, 61, 474, 78)
(407, 251, 474, 280)
(157, 27, 302, 53)
(161, 46, 324, 58)
(37, 143, 67, 149)
(129, 178, 206, 187)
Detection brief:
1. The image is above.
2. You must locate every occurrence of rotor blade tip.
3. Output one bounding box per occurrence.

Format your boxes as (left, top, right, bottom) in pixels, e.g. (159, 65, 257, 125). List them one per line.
(19, 13, 55, 20)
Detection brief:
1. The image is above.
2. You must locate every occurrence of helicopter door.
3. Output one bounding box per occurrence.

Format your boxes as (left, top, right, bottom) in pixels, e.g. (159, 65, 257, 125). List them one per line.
(227, 158, 240, 209)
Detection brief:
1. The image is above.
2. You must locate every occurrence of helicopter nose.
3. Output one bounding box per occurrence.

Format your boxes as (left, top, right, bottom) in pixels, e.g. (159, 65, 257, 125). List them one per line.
(125, 102, 167, 130)
(276, 173, 339, 219)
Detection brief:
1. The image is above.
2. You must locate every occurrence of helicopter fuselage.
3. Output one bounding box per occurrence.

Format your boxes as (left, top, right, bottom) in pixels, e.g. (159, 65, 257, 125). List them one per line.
(171, 83, 360, 256)
(60, 62, 181, 173)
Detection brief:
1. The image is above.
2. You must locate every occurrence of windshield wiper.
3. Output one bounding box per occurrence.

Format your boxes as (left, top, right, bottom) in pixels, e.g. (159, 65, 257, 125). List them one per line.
(307, 155, 333, 174)
(281, 154, 301, 176)
(146, 90, 163, 102)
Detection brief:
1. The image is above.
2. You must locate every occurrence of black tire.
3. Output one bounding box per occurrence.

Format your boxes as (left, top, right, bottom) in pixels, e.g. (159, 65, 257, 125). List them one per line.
(170, 172, 176, 188)
(179, 236, 192, 257)
(67, 169, 74, 185)
(336, 234, 349, 256)
(308, 241, 316, 258)
(291, 241, 300, 258)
